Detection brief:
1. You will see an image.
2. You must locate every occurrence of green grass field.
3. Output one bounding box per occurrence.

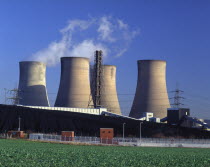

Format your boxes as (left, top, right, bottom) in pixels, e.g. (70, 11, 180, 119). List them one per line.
(0, 139, 209, 167)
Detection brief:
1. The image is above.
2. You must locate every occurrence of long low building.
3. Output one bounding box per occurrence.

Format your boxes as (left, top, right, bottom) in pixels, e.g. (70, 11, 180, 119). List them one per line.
(17, 105, 108, 115)
(0, 104, 210, 138)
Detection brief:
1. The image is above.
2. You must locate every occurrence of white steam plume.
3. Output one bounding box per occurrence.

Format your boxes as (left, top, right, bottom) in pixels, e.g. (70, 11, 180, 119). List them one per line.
(31, 16, 139, 66)
(97, 16, 116, 42)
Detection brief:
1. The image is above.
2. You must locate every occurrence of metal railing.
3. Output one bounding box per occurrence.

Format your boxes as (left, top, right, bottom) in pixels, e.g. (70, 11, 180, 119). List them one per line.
(28, 134, 210, 147)
(1, 133, 210, 148)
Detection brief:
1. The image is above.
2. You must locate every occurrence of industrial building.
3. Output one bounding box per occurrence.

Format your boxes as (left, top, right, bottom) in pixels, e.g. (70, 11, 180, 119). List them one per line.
(167, 108, 190, 125)
(0, 53, 209, 139)
(20, 105, 108, 115)
(129, 60, 171, 119)
(18, 61, 49, 106)
(1, 104, 210, 138)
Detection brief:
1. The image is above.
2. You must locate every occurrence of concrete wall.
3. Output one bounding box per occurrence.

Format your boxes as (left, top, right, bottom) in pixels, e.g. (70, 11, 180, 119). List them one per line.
(55, 57, 93, 108)
(101, 65, 121, 115)
(18, 61, 49, 106)
(129, 60, 170, 119)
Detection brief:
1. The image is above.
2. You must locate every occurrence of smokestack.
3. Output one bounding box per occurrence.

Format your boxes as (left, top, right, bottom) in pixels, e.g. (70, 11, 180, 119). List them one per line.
(129, 60, 170, 118)
(55, 57, 92, 108)
(101, 65, 121, 115)
(18, 61, 49, 106)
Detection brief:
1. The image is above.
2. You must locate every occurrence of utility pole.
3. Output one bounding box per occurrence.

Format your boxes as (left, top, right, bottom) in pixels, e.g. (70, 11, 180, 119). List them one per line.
(18, 116, 21, 131)
(170, 84, 184, 108)
(123, 123, 126, 142)
(140, 122, 143, 145)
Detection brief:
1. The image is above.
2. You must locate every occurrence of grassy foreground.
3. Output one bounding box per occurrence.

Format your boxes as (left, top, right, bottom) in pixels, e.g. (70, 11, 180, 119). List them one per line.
(0, 139, 209, 167)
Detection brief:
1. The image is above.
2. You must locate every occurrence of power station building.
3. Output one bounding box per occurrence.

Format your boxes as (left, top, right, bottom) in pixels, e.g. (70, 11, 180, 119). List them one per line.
(55, 57, 93, 108)
(129, 60, 171, 119)
(1, 56, 209, 138)
(18, 61, 49, 106)
(100, 65, 121, 115)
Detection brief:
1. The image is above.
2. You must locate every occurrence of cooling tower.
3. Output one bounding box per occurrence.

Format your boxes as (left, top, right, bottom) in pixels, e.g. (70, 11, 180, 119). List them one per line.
(101, 65, 121, 115)
(55, 57, 92, 108)
(129, 60, 170, 119)
(18, 61, 49, 106)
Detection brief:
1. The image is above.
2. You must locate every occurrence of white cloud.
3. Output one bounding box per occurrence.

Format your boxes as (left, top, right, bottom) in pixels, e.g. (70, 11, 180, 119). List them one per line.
(61, 19, 94, 33)
(33, 38, 69, 66)
(97, 17, 116, 42)
(115, 48, 127, 57)
(69, 40, 108, 62)
(117, 19, 128, 30)
(122, 27, 140, 42)
(31, 16, 139, 66)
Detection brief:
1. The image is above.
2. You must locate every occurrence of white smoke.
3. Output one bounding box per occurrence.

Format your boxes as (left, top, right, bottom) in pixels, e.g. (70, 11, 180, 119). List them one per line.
(31, 16, 139, 66)
(118, 19, 128, 30)
(69, 40, 107, 62)
(97, 16, 116, 42)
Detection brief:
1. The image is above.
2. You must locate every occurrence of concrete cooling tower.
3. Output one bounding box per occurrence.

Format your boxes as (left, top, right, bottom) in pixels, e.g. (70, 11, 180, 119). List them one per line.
(55, 57, 93, 108)
(129, 60, 170, 119)
(101, 65, 121, 115)
(18, 61, 49, 106)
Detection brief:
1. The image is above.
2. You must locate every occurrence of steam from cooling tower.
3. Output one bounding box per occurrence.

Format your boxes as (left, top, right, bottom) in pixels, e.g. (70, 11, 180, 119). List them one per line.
(129, 60, 171, 119)
(30, 16, 139, 66)
(18, 61, 50, 106)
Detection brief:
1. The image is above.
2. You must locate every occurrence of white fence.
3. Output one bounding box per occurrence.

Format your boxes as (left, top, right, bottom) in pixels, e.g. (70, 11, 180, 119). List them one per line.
(1, 133, 210, 148)
(28, 134, 210, 148)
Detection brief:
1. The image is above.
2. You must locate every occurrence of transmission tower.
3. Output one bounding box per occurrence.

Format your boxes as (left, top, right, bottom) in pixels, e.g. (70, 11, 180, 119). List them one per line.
(7, 88, 21, 105)
(88, 50, 103, 108)
(170, 84, 185, 108)
(3, 88, 9, 104)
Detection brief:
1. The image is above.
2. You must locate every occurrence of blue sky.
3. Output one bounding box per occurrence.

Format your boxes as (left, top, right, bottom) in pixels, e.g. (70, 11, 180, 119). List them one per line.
(0, 0, 210, 119)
